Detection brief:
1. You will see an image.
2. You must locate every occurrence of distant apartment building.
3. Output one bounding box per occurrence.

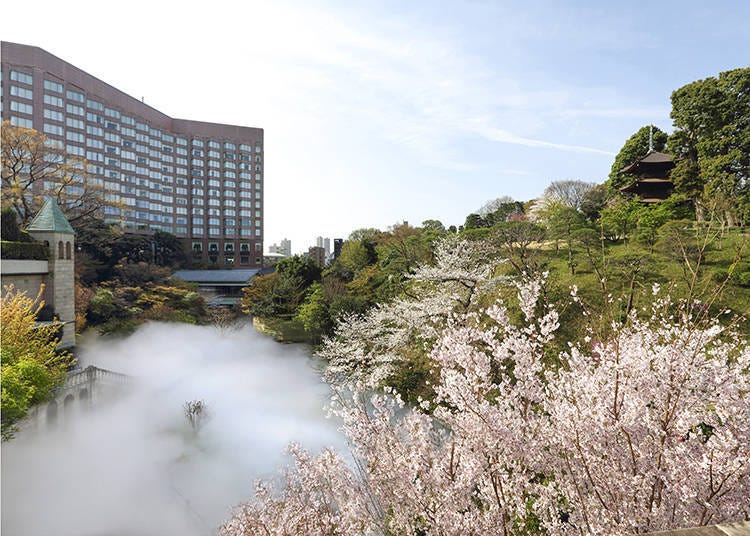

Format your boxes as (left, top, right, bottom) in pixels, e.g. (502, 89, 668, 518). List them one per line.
(315, 236, 331, 257)
(307, 246, 326, 268)
(1, 42, 264, 267)
(269, 238, 291, 257)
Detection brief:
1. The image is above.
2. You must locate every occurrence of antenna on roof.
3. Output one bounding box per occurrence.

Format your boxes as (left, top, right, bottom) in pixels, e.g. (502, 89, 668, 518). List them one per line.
(648, 124, 654, 153)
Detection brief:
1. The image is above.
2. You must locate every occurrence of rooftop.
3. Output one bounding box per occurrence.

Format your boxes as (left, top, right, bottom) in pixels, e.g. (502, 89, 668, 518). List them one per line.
(26, 198, 75, 235)
(171, 269, 260, 285)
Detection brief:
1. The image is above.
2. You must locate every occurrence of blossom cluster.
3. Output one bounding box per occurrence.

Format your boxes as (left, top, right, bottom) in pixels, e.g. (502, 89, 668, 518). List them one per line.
(223, 271, 749, 535)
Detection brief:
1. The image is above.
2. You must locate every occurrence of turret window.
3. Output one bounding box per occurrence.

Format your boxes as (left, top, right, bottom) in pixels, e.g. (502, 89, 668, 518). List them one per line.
(58, 241, 64, 259)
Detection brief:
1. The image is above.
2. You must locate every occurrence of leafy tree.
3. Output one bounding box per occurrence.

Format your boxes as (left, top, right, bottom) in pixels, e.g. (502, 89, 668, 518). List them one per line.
(295, 282, 332, 342)
(579, 183, 608, 221)
(335, 240, 376, 277)
(1, 121, 115, 227)
(241, 272, 280, 317)
(607, 125, 668, 195)
(376, 223, 433, 275)
(546, 204, 586, 273)
(669, 68, 750, 225)
(276, 255, 321, 288)
(599, 197, 641, 241)
(1, 286, 72, 439)
(463, 212, 485, 230)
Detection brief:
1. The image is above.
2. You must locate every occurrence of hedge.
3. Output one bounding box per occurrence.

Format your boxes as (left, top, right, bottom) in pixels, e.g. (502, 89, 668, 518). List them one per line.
(1, 241, 49, 260)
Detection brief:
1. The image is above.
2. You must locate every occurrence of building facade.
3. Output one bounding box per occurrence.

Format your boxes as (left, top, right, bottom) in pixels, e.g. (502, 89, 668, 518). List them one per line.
(1, 42, 264, 267)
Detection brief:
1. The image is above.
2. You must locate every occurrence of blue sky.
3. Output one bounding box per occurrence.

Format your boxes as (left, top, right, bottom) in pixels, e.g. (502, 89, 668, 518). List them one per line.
(3, 0, 749, 253)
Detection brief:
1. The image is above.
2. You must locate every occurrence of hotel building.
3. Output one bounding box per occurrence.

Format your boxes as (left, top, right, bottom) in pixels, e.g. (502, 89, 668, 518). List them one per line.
(1, 42, 264, 267)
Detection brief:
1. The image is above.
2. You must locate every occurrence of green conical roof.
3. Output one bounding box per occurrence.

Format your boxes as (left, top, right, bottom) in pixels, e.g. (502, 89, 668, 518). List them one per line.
(26, 198, 75, 235)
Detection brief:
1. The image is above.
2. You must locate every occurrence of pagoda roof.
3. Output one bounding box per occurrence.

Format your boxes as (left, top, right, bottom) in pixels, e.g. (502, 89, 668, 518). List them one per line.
(26, 198, 75, 235)
(620, 151, 675, 174)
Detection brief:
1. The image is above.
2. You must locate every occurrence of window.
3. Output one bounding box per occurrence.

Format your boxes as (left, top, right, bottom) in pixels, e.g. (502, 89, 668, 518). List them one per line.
(42, 96, 61, 111)
(66, 117, 84, 129)
(11, 101, 33, 114)
(44, 123, 64, 136)
(65, 145, 86, 156)
(58, 241, 64, 259)
(67, 90, 85, 103)
(10, 70, 33, 84)
(66, 131, 84, 142)
(87, 99, 104, 111)
(66, 103, 84, 116)
(105, 107, 120, 119)
(10, 86, 32, 100)
(65, 241, 72, 259)
(44, 80, 63, 93)
(87, 125, 103, 137)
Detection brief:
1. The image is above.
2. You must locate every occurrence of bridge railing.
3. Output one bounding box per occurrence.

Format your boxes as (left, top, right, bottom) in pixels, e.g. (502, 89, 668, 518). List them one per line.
(57, 365, 131, 392)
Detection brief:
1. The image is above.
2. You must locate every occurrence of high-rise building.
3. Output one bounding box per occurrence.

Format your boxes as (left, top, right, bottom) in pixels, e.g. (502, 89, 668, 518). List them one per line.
(333, 238, 343, 259)
(269, 238, 291, 258)
(315, 236, 331, 256)
(1, 42, 264, 268)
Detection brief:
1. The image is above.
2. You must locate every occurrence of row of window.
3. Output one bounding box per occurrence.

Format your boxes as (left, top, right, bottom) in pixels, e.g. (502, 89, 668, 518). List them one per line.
(6, 74, 263, 152)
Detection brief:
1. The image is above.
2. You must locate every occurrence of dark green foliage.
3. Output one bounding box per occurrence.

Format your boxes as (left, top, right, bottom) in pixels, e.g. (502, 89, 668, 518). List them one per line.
(0, 241, 48, 260)
(1, 207, 31, 242)
(276, 255, 322, 287)
(579, 183, 608, 221)
(669, 68, 750, 225)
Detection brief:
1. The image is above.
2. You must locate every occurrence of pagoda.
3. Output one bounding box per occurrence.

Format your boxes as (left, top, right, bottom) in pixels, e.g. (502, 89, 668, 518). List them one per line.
(618, 127, 675, 203)
(619, 151, 675, 202)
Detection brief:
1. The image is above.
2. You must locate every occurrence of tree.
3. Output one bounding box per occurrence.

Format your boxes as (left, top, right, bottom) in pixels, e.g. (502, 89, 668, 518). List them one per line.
(183, 399, 210, 436)
(223, 280, 750, 535)
(491, 220, 546, 275)
(477, 195, 515, 216)
(1, 286, 72, 439)
(1, 122, 114, 227)
(319, 236, 505, 394)
(579, 183, 608, 221)
(608, 125, 668, 194)
(669, 68, 750, 225)
(295, 282, 332, 342)
(541, 180, 597, 211)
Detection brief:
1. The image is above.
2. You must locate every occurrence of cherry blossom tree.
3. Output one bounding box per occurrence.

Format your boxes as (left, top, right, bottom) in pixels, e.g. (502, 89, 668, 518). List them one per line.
(223, 279, 749, 535)
(318, 236, 507, 387)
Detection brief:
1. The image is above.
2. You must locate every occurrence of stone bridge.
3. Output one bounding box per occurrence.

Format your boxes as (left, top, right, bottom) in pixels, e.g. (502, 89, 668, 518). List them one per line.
(24, 365, 132, 432)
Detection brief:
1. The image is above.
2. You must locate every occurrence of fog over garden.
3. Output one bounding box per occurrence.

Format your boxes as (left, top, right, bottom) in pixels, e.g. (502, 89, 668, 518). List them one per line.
(1, 322, 345, 536)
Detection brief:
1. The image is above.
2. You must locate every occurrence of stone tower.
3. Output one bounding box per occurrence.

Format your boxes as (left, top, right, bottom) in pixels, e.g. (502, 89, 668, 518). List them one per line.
(26, 198, 76, 348)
